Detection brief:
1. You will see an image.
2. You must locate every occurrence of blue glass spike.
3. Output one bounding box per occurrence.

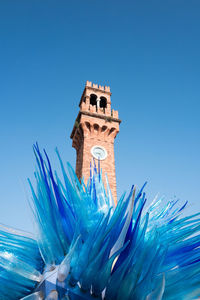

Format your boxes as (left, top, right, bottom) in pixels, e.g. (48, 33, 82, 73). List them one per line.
(89, 162, 92, 194)
(145, 274, 165, 300)
(93, 158, 97, 174)
(1, 144, 200, 300)
(0, 226, 43, 300)
(134, 182, 147, 206)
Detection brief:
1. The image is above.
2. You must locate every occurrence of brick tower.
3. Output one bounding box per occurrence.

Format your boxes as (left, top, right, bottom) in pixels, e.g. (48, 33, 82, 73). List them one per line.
(70, 81, 121, 204)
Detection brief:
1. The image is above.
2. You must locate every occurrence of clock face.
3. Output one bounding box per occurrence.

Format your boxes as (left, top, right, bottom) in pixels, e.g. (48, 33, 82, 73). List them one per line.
(91, 145, 107, 160)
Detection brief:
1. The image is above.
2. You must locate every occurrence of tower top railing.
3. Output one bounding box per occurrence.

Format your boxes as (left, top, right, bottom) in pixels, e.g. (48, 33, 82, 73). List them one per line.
(86, 80, 111, 93)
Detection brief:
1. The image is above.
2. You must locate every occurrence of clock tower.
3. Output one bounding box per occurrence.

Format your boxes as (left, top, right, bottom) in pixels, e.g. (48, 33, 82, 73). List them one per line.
(70, 81, 121, 204)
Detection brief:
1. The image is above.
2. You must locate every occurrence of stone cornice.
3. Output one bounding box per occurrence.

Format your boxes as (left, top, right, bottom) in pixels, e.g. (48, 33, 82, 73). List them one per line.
(70, 110, 121, 139)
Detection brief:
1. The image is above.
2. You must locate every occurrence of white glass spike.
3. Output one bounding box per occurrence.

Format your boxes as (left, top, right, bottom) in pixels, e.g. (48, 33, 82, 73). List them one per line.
(58, 235, 81, 282)
(57, 255, 71, 282)
(21, 291, 44, 300)
(45, 290, 58, 300)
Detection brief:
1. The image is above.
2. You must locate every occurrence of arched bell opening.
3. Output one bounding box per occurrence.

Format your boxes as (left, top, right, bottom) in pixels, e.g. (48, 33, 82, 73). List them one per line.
(90, 94, 97, 109)
(100, 96, 107, 113)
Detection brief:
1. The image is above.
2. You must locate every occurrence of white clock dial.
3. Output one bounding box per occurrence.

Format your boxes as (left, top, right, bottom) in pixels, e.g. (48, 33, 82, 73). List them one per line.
(91, 145, 107, 160)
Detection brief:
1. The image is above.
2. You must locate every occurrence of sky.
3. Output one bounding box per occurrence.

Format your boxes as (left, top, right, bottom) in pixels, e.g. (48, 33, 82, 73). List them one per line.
(0, 0, 199, 233)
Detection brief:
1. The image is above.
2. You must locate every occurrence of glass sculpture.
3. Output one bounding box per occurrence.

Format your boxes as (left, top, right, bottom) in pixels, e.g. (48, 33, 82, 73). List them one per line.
(0, 143, 200, 300)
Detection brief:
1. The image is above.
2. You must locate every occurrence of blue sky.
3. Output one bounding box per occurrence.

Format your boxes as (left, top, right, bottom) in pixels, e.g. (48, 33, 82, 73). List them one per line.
(0, 0, 199, 232)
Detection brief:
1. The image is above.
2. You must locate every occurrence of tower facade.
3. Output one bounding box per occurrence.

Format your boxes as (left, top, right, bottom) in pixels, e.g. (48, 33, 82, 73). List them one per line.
(70, 81, 121, 204)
